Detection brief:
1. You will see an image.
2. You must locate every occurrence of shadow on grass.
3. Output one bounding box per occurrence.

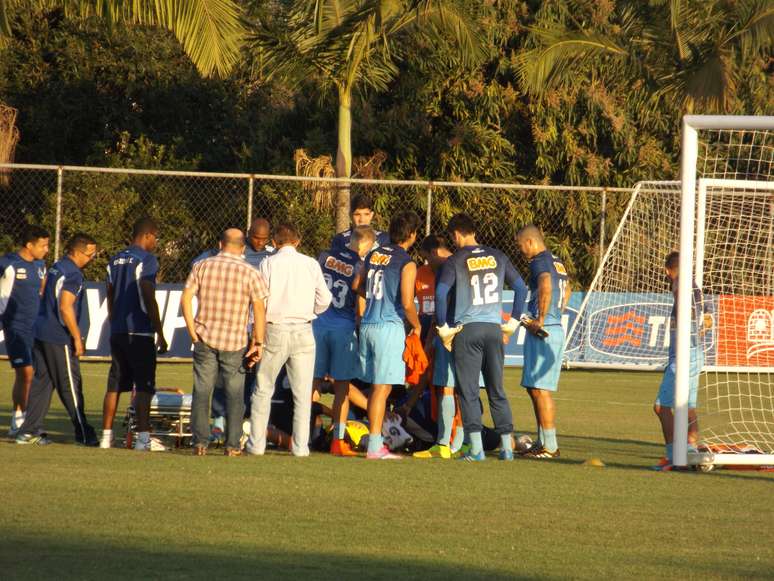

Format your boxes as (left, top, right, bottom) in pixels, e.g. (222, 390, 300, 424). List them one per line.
(2, 533, 532, 581)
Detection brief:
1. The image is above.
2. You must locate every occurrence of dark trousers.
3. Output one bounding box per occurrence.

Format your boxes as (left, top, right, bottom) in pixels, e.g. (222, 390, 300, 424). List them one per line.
(20, 340, 96, 444)
(211, 371, 255, 419)
(192, 341, 246, 450)
(453, 322, 513, 435)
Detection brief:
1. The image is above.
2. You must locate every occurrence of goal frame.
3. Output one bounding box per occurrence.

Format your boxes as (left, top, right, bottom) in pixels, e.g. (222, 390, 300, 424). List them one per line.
(674, 115, 774, 467)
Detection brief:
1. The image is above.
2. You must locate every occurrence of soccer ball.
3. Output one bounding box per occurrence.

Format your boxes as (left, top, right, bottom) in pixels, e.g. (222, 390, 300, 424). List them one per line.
(515, 434, 533, 453)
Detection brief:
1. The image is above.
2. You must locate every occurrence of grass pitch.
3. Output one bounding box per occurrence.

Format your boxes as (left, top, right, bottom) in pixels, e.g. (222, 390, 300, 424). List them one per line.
(1, 364, 772, 580)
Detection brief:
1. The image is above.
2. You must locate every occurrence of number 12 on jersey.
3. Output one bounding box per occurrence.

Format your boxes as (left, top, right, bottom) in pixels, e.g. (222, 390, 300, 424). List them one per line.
(470, 273, 498, 306)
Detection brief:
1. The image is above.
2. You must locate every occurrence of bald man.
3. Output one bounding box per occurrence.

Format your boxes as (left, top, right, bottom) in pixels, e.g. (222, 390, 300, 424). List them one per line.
(182, 228, 268, 456)
(191, 218, 276, 444)
(516, 224, 571, 459)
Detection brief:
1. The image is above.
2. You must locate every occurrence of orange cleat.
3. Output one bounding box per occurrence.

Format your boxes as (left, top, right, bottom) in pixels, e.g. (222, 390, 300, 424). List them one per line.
(330, 439, 358, 457)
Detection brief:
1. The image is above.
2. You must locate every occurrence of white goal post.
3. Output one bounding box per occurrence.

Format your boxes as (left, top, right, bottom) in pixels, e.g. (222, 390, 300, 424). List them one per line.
(675, 115, 774, 468)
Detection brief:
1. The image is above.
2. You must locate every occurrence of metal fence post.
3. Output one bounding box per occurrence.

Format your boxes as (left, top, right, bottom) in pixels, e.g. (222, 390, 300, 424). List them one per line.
(55, 166, 63, 260)
(246, 175, 254, 230)
(599, 187, 607, 267)
(425, 182, 433, 236)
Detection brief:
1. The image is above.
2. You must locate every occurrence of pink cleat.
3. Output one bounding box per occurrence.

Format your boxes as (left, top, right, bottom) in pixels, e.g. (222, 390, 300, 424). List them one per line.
(366, 445, 402, 460)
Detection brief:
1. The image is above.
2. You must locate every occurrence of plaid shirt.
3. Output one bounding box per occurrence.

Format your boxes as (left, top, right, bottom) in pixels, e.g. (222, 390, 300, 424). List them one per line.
(185, 252, 268, 351)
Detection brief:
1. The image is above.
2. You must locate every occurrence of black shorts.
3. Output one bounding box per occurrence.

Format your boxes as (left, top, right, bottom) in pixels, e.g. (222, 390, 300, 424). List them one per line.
(4, 327, 34, 368)
(106, 334, 157, 394)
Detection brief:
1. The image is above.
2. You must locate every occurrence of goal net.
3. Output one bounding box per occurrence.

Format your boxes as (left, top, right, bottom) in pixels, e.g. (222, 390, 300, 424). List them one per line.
(678, 118, 774, 468)
(567, 116, 774, 468)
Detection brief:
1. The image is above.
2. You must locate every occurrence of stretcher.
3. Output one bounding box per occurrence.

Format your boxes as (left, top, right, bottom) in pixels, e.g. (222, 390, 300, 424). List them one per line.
(123, 388, 193, 449)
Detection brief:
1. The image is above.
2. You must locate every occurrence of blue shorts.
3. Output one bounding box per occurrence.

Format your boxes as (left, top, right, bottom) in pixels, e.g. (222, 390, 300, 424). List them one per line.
(313, 324, 360, 380)
(432, 336, 484, 388)
(4, 328, 34, 368)
(359, 322, 406, 385)
(656, 346, 704, 409)
(521, 325, 565, 392)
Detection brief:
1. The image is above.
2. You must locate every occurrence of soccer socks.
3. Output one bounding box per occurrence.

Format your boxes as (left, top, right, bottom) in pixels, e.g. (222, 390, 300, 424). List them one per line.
(451, 426, 465, 452)
(333, 422, 346, 440)
(665, 443, 674, 463)
(536, 425, 545, 447)
(469, 431, 484, 456)
(367, 433, 384, 454)
(500, 433, 513, 453)
(138, 431, 150, 444)
(438, 394, 455, 446)
(543, 428, 558, 452)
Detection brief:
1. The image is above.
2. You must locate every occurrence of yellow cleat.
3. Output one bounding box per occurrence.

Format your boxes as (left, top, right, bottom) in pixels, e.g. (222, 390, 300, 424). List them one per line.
(413, 444, 452, 459)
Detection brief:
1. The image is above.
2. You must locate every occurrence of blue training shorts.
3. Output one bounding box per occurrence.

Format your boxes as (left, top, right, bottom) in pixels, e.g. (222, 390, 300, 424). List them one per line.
(4, 327, 34, 368)
(359, 322, 405, 385)
(656, 346, 704, 409)
(521, 325, 565, 392)
(313, 324, 360, 381)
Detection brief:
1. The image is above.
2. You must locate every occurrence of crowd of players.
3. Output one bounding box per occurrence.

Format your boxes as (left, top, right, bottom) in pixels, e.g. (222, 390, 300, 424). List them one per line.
(0, 192, 590, 462)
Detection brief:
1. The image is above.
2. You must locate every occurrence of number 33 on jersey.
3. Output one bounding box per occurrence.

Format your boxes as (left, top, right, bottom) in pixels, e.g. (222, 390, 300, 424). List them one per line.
(315, 248, 362, 328)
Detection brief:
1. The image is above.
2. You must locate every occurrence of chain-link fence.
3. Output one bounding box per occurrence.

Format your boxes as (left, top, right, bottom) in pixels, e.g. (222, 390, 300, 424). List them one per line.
(0, 163, 632, 286)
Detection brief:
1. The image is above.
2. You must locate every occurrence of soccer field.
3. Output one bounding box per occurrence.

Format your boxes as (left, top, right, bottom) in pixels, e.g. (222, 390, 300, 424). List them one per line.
(1, 364, 772, 580)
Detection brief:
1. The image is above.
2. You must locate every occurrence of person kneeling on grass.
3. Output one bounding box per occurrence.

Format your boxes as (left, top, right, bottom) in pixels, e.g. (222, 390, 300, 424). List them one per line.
(652, 251, 711, 470)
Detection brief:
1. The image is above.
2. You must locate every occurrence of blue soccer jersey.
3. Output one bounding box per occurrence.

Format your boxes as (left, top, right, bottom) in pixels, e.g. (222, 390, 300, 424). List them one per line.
(361, 245, 412, 325)
(0, 253, 46, 332)
(315, 248, 362, 329)
(526, 250, 569, 326)
(435, 245, 527, 326)
(106, 245, 159, 335)
(192, 245, 274, 270)
(331, 228, 389, 254)
(244, 245, 275, 270)
(34, 256, 85, 345)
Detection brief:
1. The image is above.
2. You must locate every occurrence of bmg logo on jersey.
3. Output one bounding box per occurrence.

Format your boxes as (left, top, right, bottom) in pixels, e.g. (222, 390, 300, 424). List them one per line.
(747, 308, 774, 359)
(369, 252, 392, 266)
(324, 256, 354, 277)
(466, 256, 497, 271)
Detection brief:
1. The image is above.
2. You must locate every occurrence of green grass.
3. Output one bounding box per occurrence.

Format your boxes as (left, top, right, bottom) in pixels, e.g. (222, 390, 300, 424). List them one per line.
(1, 364, 772, 580)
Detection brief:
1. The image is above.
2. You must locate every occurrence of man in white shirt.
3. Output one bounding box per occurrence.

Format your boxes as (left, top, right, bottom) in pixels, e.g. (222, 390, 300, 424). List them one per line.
(247, 223, 332, 457)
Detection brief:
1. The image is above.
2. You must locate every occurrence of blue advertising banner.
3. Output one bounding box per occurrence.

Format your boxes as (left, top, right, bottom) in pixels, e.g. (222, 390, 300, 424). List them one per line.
(0, 285, 717, 367)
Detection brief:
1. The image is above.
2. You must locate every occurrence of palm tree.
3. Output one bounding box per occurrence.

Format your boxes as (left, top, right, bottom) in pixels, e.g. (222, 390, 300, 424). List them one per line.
(515, 0, 774, 114)
(0, 0, 245, 78)
(249, 0, 483, 231)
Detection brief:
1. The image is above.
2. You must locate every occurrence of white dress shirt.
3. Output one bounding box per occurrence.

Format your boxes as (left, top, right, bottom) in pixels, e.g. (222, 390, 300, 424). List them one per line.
(259, 245, 332, 324)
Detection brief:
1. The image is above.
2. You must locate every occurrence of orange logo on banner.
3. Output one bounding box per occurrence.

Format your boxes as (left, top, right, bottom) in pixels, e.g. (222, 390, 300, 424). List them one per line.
(717, 296, 774, 366)
(602, 310, 646, 347)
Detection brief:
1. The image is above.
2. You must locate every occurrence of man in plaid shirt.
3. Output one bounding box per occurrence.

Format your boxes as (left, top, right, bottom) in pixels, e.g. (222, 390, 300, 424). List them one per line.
(182, 228, 268, 456)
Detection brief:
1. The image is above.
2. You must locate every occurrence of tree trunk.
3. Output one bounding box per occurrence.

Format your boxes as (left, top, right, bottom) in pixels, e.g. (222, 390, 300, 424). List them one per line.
(334, 86, 352, 233)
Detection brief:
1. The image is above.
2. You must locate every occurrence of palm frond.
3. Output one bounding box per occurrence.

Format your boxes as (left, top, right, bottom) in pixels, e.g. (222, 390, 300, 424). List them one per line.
(515, 29, 627, 95)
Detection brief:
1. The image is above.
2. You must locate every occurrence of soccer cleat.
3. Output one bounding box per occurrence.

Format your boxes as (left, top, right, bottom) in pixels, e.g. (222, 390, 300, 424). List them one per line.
(366, 445, 402, 460)
(649, 462, 673, 472)
(499, 449, 514, 461)
(134, 437, 167, 452)
(522, 446, 560, 459)
(458, 450, 486, 462)
(330, 439, 358, 457)
(413, 444, 452, 459)
(16, 433, 51, 446)
(452, 443, 471, 459)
